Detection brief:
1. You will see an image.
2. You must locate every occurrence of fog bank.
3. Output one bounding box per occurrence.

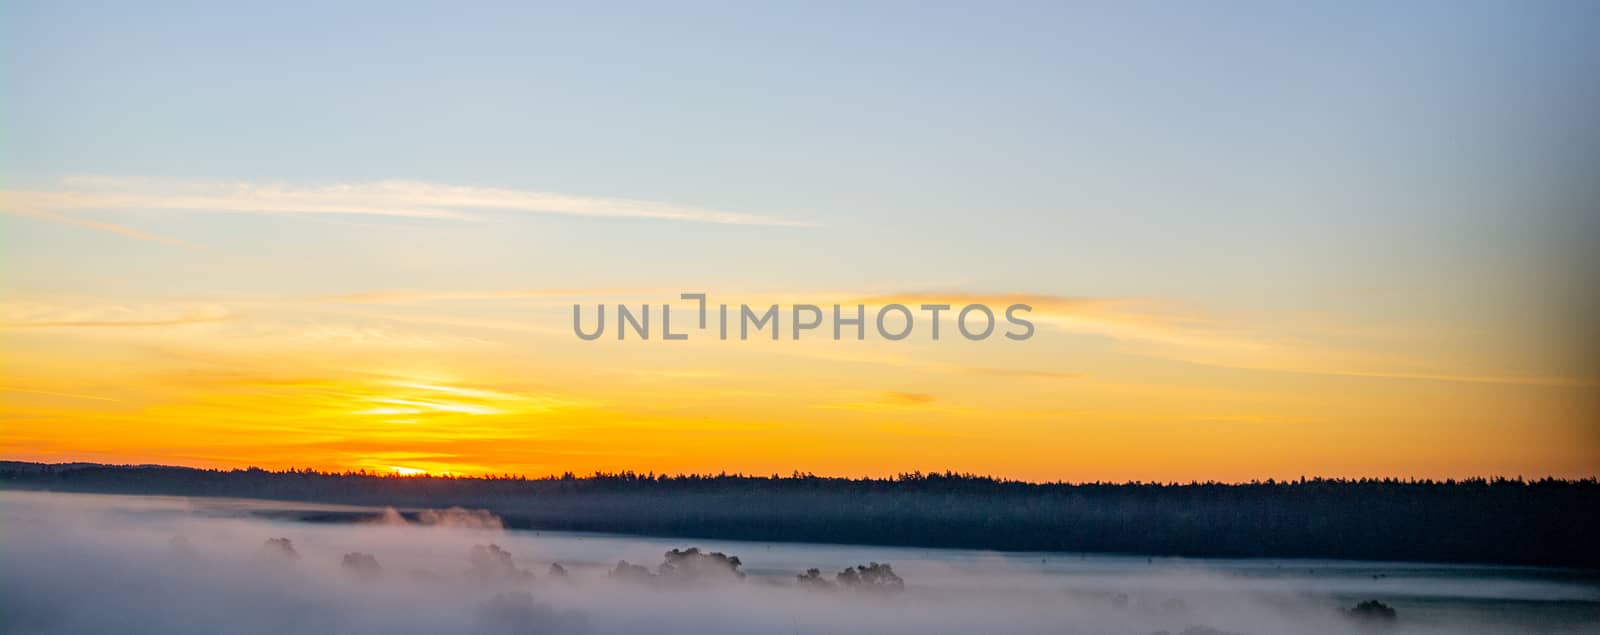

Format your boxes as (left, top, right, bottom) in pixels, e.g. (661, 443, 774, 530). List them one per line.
(2, 491, 1595, 634)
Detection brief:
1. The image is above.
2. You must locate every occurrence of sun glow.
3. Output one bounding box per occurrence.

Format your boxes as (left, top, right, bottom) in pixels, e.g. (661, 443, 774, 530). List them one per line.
(2, 296, 1595, 481)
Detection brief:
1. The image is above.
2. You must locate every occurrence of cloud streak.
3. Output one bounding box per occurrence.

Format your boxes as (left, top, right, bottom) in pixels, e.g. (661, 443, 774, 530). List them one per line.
(2, 208, 201, 250)
(0, 386, 120, 402)
(0, 303, 232, 329)
(0, 177, 816, 230)
(310, 288, 664, 305)
(854, 292, 1599, 387)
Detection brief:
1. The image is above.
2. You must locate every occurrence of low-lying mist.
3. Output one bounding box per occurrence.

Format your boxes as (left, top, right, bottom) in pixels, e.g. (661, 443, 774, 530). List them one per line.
(2, 491, 1594, 634)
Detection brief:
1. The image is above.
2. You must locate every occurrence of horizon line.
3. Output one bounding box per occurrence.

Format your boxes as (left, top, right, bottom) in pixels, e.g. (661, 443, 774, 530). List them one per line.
(5, 458, 1594, 487)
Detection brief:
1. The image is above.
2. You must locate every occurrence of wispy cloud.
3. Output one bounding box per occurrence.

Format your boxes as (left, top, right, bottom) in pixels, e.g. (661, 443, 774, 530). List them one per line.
(963, 367, 1083, 380)
(279, 323, 498, 349)
(854, 292, 1599, 387)
(0, 385, 120, 402)
(0, 302, 231, 328)
(311, 287, 662, 304)
(0, 176, 815, 229)
(2, 208, 201, 250)
(883, 391, 936, 405)
(814, 390, 1070, 420)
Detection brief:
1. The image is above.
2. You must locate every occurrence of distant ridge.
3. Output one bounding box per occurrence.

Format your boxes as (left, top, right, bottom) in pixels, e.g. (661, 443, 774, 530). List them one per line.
(0, 461, 195, 473)
(5, 459, 1591, 487)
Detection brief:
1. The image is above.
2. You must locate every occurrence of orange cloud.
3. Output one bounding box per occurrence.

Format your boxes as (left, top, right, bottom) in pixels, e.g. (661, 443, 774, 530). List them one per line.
(883, 391, 936, 405)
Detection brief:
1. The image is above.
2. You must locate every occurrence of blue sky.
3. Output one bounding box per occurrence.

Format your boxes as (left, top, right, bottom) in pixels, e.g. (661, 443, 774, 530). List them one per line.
(5, 2, 1595, 294)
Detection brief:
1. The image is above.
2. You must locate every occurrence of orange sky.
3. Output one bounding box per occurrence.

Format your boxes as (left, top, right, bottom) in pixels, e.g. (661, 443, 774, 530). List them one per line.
(3, 290, 1594, 481)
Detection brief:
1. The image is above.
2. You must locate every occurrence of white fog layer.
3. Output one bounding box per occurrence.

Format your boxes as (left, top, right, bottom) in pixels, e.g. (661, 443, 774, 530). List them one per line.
(2, 492, 1595, 634)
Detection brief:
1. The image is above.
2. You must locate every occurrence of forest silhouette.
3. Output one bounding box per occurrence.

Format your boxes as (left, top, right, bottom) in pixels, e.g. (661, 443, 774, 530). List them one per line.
(4, 461, 1595, 568)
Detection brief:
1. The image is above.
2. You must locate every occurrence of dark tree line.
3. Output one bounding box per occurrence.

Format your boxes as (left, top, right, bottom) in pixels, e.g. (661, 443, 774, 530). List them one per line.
(3, 461, 1596, 568)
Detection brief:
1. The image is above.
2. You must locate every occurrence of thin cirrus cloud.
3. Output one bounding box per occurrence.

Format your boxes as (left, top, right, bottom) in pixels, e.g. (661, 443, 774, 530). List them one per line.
(854, 292, 1600, 387)
(301, 287, 1581, 387)
(0, 385, 121, 402)
(4, 208, 203, 250)
(0, 176, 815, 245)
(309, 287, 667, 305)
(0, 302, 232, 329)
(883, 391, 937, 405)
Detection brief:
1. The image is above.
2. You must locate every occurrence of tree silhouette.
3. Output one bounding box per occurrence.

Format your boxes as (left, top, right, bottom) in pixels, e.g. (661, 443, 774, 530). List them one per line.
(341, 552, 381, 579)
(796, 567, 833, 589)
(260, 537, 297, 561)
(607, 560, 654, 584)
(1344, 600, 1398, 625)
(658, 547, 745, 584)
(469, 544, 532, 582)
(836, 562, 904, 593)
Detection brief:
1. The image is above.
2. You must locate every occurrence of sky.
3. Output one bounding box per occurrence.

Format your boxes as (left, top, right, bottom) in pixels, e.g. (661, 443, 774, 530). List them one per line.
(2, 1, 1597, 480)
